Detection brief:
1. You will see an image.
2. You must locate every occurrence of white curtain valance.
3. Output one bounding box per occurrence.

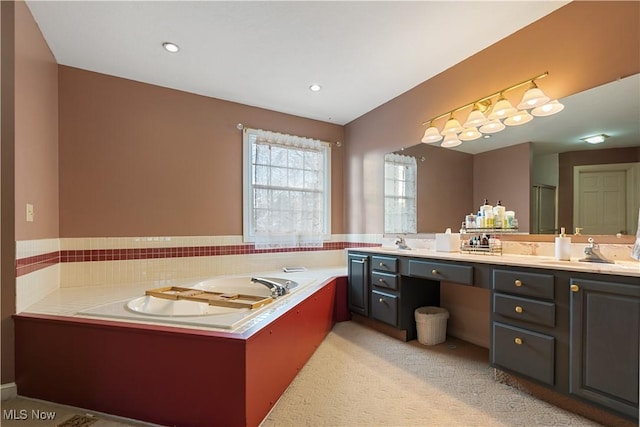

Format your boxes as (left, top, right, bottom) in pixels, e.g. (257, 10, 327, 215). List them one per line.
(248, 128, 330, 150)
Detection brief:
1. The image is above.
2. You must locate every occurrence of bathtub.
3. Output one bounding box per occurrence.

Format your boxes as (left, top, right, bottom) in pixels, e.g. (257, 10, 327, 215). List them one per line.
(78, 273, 317, 331)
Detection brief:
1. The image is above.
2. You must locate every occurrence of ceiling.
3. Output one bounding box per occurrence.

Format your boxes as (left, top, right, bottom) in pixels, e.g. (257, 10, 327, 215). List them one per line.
(25, 1, 568, 126)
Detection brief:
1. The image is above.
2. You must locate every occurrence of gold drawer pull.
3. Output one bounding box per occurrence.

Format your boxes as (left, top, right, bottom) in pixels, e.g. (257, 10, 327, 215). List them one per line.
(514, 338, 523, 345)
(379, 278, 385, 283)
(379, 298, 384, 303)
(514, 279, 522, 287)
(431, 269, 438, 275)
(515, 306, 523, 313)
(379, 262, 385, 267)
(570, 284, 580, 292)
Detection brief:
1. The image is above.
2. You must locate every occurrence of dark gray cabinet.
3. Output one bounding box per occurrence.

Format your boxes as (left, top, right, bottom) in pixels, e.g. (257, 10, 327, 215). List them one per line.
(347, 253, 369, 316)
(491, 268, 557, 386)
(347, 251, 440, 340)
(569, 278, 640, 418)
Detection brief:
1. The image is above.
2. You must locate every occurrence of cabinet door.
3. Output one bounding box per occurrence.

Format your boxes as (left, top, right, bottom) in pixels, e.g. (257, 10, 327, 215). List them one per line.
(348, 254, 369, 316)
(570, 278, 640, 419)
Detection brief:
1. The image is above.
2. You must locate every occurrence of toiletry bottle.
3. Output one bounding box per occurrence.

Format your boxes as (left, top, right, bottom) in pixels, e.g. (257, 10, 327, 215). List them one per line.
(554, 227, 571, 261)
(493, 200, 506, 229)
(481, 199, 493, 228)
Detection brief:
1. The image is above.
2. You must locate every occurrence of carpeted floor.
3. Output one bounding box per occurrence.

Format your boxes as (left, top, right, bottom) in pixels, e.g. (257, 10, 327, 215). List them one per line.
(261, 321, 631, 426)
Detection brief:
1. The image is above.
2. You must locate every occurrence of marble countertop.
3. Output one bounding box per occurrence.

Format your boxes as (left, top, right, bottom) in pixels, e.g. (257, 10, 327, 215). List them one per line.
(350, 247, 640, 278)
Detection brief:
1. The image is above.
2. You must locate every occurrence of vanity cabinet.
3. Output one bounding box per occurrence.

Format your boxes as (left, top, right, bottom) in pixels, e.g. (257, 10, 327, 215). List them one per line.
(371, 255, 400, 327)
(569, 277, 640, 418)
(347, 251, 440, 340)
(347, 253, 369, 316)
(491, 268, 557, 386)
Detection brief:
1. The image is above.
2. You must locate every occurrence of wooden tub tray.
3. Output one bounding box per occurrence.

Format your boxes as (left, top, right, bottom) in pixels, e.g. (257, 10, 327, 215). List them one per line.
(145, 286, 273, 309)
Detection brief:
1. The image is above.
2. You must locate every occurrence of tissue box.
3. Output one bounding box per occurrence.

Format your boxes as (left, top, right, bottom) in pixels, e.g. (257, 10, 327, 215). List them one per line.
(435, 233, 461, 252)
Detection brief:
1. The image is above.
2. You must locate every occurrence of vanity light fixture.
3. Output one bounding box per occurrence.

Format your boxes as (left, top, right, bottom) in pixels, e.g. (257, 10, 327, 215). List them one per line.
(581, 134, 609, 144)
(420, 72, 564, 148)
(162, 42, 180, 53)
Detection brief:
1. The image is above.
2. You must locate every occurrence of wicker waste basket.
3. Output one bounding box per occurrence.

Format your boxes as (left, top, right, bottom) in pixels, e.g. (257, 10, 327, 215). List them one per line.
(415, 306, 449, 345)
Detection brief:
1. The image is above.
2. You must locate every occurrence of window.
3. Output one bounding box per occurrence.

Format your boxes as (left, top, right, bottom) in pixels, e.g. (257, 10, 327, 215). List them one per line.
(243, 128, 331, 248)
(384, 153, 417, 234)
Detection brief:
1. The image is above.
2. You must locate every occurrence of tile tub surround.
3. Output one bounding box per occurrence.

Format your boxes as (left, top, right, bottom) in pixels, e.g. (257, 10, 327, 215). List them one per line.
(14, 235, 381, 312)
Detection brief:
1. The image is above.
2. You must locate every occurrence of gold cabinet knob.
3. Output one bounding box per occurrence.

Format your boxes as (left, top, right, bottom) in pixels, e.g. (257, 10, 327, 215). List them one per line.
(515, 306, 523, 313)
(514, 338, 523, 345)
(379, 262, 384, 267)
(431, 269, 438, 275)
(570, 284, 580, 292)
(514, 279, 522, 287)
(379, 298, 384, 303)
(379, 278, 385, 283)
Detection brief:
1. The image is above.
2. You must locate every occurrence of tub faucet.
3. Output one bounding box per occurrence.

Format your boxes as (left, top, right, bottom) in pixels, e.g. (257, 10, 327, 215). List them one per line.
(579, 237, 614, 264)
(251, 277, 291, 298)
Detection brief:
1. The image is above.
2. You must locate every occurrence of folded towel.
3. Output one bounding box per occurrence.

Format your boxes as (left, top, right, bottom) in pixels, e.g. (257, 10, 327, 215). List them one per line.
(631, 208, 640, 260)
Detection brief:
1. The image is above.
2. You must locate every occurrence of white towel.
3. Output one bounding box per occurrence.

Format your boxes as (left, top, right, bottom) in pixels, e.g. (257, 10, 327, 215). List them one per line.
(631, 208, 640, 260)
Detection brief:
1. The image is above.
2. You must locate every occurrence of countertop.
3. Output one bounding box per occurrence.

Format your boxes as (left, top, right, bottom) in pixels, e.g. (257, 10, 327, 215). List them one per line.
(349, 247, 640, 278)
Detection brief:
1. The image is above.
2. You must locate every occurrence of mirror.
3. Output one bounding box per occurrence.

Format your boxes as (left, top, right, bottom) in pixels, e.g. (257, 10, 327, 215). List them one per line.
(384, 73, 640, 235)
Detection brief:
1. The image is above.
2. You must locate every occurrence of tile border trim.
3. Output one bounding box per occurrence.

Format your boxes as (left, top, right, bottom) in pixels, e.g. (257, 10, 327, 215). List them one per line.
(15, 241, 380, 277)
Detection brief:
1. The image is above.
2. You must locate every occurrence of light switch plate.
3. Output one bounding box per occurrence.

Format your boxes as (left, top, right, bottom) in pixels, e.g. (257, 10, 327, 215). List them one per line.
(26, 203, 34, 222)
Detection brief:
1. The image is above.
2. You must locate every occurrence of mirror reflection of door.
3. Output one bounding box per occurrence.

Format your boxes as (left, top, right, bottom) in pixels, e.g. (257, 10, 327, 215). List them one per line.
(573, 163, 640, 235)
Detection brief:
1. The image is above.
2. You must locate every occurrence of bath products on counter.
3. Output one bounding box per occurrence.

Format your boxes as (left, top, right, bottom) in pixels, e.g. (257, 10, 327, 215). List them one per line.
(470, 199, 516, 230)
(479, 199, 494, 228)
(555, 227, 571, 261)
(493, 201, 506, 228)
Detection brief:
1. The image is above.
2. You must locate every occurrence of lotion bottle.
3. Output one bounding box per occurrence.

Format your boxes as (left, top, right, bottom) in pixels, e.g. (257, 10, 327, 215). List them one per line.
(555, 227, 571, 261)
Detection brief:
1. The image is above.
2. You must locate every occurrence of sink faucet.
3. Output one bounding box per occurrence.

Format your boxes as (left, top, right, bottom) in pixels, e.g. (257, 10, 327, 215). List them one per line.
(251, 277, 292, 298)
(395, 236, 410, 250)
(579, 237, 614, 264)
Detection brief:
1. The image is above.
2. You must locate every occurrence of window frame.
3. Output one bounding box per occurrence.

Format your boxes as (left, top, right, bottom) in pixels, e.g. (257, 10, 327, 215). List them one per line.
(242, 128, 331, 244)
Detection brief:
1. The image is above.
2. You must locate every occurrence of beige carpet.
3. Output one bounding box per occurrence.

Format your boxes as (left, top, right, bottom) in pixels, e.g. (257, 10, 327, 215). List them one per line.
(261, 321, 628, 427)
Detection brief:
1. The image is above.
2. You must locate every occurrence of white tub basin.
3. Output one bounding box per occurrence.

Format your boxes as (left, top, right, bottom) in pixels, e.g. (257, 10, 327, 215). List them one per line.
(126, 296, 246, 317)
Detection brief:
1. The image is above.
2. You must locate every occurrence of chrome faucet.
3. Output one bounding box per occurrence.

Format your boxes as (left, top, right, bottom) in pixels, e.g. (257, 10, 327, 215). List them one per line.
(251, 277, 295, 298)
(579, 237, 614, 264)
(395, 236, 410, 250)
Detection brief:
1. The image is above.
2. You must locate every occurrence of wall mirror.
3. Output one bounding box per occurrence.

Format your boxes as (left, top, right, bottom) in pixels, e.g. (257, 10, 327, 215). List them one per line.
(384, 73, 640, 236)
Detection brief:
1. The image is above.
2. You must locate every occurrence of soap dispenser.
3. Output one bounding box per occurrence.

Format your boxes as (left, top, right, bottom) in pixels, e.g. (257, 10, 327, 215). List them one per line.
(555, 227, 571, 261)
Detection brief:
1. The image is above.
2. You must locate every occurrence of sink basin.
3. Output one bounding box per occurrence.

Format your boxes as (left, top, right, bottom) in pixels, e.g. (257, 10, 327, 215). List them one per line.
(126, 296, 247, 317)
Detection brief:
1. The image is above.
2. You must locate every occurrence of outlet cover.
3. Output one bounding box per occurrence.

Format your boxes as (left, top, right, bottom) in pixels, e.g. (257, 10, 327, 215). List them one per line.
(26, 203, 34, 222)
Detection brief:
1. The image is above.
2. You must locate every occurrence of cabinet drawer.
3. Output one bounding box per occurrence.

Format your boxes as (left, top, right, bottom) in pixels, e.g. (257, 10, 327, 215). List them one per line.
(371, 271, 398, 291)
(492, 322, 555, 386)
(408, 260, 473, 285)
(493, 294, 555, 328)
(371, 256, 398, 273)
(371, 290, 398, 326)
(493, 269, 554, 300)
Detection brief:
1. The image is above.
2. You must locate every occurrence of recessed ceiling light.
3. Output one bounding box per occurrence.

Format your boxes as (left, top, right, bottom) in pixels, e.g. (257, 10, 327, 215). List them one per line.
(309, 84, 321, 92)
(580, 134, 609, 144)
(162, 42, 180, 53)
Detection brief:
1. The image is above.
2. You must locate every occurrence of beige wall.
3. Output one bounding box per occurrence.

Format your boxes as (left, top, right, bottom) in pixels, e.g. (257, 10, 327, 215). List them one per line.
(473, 143, 532, 233)
(344, 1, 640, 235)
(58, 67, 344, 237)
(14, 1, 59, 240)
